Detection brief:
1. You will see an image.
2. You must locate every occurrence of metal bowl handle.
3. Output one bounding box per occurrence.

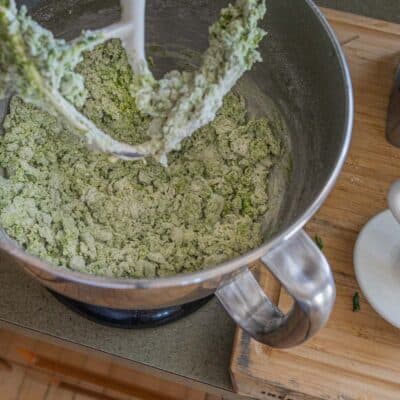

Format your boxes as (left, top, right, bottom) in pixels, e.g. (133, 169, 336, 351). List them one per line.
(388, 179, 400, 224)
(215, 230, 336, 347)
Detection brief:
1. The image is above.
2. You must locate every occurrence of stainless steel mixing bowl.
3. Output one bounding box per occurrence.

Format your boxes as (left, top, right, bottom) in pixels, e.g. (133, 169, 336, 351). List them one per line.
(0, 0, 353, 347)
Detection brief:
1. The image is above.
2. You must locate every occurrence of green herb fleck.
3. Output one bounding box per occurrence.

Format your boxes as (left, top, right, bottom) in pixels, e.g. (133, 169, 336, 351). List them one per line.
(353, 292, 361, 312)
(314, 235, 324, 251)
(147, 56, 154, 67)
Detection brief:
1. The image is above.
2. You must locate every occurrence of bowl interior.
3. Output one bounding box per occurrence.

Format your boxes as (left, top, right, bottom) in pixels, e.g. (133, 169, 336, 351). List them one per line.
(4, 0, 351, 265)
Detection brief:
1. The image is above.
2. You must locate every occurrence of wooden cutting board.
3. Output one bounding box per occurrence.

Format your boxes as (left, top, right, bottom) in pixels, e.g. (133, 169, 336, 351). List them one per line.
(230, 8, 400, 400)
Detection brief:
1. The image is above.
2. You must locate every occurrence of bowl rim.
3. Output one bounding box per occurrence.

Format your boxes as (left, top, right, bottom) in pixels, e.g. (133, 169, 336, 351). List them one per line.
(0, 0, 354, 290)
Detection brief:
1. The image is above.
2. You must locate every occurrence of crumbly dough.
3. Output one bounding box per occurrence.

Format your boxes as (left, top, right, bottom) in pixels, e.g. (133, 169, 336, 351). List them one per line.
(0, 40, 284, 278)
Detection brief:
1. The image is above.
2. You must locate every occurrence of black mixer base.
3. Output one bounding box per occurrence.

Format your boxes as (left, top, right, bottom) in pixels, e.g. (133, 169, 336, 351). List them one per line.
(50, 291, 213, 329)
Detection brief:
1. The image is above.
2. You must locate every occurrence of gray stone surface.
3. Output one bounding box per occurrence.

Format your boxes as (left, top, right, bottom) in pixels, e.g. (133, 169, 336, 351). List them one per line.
(0, 256, 235, 390)
(0, 0, 397, 393)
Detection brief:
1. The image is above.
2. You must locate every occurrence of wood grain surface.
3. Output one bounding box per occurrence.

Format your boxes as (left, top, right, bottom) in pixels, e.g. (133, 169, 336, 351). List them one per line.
(0, 328, 219, 400)
(231, 8, 400, 400)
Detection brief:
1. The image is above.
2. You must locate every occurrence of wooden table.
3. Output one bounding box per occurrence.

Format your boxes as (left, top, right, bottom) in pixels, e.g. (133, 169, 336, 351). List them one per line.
(231, 8, 400, 400)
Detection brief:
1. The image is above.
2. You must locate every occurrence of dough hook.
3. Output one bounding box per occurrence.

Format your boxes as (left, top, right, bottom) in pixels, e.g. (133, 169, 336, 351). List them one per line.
(1, 0, 267, 164)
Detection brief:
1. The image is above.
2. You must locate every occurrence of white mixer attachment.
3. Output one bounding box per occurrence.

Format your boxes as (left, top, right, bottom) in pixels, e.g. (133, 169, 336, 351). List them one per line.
(0, 0, 267, 165)
(100, 0, 149, 76)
